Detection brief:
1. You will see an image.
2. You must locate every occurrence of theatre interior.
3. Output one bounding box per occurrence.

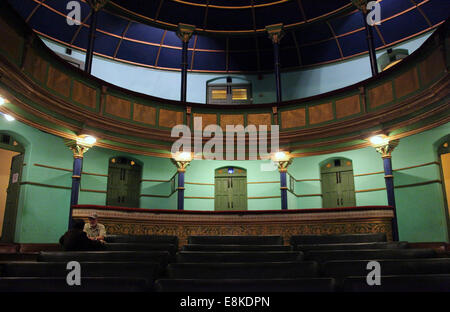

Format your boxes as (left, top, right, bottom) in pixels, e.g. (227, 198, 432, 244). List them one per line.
(0, 0, 448, 293)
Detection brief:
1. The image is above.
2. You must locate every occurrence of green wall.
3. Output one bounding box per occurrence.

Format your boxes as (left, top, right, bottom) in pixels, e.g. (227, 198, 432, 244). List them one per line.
(0, 117, 448, 243)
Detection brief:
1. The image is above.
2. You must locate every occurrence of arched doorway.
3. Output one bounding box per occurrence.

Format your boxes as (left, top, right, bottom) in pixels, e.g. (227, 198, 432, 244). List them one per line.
(437, 135, 450, 240)
(215, 167, 247, 211)
(0, 133, 25, 242)
(320, 158, 356, 208)
(106, 157, 142, 208)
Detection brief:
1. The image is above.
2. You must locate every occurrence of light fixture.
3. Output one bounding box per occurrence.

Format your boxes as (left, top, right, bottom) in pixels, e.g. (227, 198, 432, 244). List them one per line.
(272, 151, 290, 162)
(173, 151, 193, 162)
(76, 134, 97, 146)
(3, 114, 15, 121)
(369, 135, 389, 146)
(0, 97, 5, 105)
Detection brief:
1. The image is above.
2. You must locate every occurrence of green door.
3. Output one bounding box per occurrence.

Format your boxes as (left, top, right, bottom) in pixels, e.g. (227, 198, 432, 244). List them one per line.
(1, 153, 24, 243)
(215, 167, 247, 211)
(106, 157, 142, 208)
(321, 159, 356, 208)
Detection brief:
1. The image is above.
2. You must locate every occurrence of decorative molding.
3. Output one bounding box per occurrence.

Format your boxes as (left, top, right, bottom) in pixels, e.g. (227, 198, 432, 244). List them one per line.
(73, 206, 394, 246)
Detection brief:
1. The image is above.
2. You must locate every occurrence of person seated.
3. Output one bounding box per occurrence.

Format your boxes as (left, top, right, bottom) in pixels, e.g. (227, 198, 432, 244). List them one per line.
(59, 219, 105, 251)
(83, 213, 106, 243)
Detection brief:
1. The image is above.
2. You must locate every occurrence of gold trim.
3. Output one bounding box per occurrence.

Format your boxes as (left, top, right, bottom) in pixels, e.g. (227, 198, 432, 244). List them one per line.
(20, 181, 71, 190)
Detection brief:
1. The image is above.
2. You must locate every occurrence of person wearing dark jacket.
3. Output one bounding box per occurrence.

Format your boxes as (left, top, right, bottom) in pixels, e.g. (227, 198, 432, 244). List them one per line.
(59, 219, 105, 251)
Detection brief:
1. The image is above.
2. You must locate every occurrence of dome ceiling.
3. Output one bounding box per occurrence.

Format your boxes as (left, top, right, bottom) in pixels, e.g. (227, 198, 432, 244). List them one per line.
(107, 0, 354, 34)
(7, 0, 449, 73)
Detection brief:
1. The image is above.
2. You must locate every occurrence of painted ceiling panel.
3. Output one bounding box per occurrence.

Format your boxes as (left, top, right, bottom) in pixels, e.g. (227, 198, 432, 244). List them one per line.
(116, 39, 159, 66)
(126, 22, 165, 44)
(228, 50, 258, 71)
(378, 8, 431, 44)
(7, 0, 448, 73)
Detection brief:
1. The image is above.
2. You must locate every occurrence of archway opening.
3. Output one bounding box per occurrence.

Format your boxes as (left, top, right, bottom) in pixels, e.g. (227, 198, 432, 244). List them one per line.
(0, 133, 25, 242)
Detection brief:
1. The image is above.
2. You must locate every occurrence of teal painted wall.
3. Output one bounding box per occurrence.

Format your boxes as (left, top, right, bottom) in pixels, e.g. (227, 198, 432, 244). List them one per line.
(287, 122, 450, 242)
(0, 116, 448, 243)
(41, 31, 433, 104)
(184, 160, 281, 211)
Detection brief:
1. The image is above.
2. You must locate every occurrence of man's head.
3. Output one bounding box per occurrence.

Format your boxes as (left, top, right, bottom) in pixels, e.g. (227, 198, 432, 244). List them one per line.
(88, 213, 98, 226)
(72, 219, 85, 230)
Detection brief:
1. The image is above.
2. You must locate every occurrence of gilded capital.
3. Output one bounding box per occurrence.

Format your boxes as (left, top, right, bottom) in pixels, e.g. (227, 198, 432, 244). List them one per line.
(276, 159, 292, 172)
(65, 137, 95, 158)
(172, 160, 191, 172)
(266, 23, 285, 44)
(177, 23, 195, 43)
(375, 139, 399, 158)
(87, 0, 110, 11)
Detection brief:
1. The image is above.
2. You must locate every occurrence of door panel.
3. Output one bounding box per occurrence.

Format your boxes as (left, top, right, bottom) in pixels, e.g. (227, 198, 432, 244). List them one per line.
(1, 153, 24, 242)
(321, 161, 356, 208)
(106, 160, 142, 208)
(215, 169, 248, 211)
(215, 177, 229, 211)
(321, 172, 339, 209)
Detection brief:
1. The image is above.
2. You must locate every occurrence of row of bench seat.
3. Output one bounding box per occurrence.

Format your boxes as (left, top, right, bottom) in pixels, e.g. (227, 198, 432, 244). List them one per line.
(1, 233, 449, 292)
(2, 274, 449, 292)
(154, 233, 450, 292)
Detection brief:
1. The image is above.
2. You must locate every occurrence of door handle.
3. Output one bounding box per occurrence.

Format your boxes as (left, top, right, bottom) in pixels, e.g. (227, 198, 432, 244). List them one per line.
(231, 201, 233, 209)
(337, 198, 339, 206)
(341, 198, 343, 205)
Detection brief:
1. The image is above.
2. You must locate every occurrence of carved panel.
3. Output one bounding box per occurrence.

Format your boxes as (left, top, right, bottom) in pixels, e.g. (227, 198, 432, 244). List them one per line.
(280, 108, 306, 129)
(335, 95, 361, 119)
(23, 49, 48, 84)
(368, 81, 394, 109)
(47, 66, 71, 98)
(419, 49, 446, 87)
(72, 80, 97, 109)
(193, 113, 217, 130)
(159, 109, 184, 128)
(308, 102, 333, 125)
(105, 95, 131, 119)
(133, 103, 156, 125)
(220, 114, 245, 130)
(102, 220, 393, 247)
(247, 113, 272, 131)
(394, 68, 420, 99)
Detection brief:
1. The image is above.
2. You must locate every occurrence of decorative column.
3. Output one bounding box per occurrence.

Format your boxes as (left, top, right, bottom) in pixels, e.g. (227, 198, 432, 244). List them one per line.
(266, 24, 285, 104)
(353, 0, 379, 76)
(272, 152, 292, 210)
(373, 137, 400, 241)
(85, 0, 109, 74)
(65, 136, 95, 229)
(176, 24, 195, 103)
(172, 152, 193, 210)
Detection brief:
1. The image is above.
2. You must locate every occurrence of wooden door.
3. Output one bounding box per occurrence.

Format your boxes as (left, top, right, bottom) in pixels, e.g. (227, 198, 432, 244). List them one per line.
(215, 167, 247, 211)
(106, 158, 141, 208)
(1, 154, 24, 242)
(321, 159, 356, 208)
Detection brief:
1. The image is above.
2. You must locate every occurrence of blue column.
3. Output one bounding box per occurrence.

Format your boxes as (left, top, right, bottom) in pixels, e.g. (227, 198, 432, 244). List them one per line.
(178, 171, 185, 210)
(280, 171, 288, 210)
(383, 156, 399, 241)
(273, 41, 282, 103)
(69, 156, 83, 229)
(180, 40, 188, 102)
